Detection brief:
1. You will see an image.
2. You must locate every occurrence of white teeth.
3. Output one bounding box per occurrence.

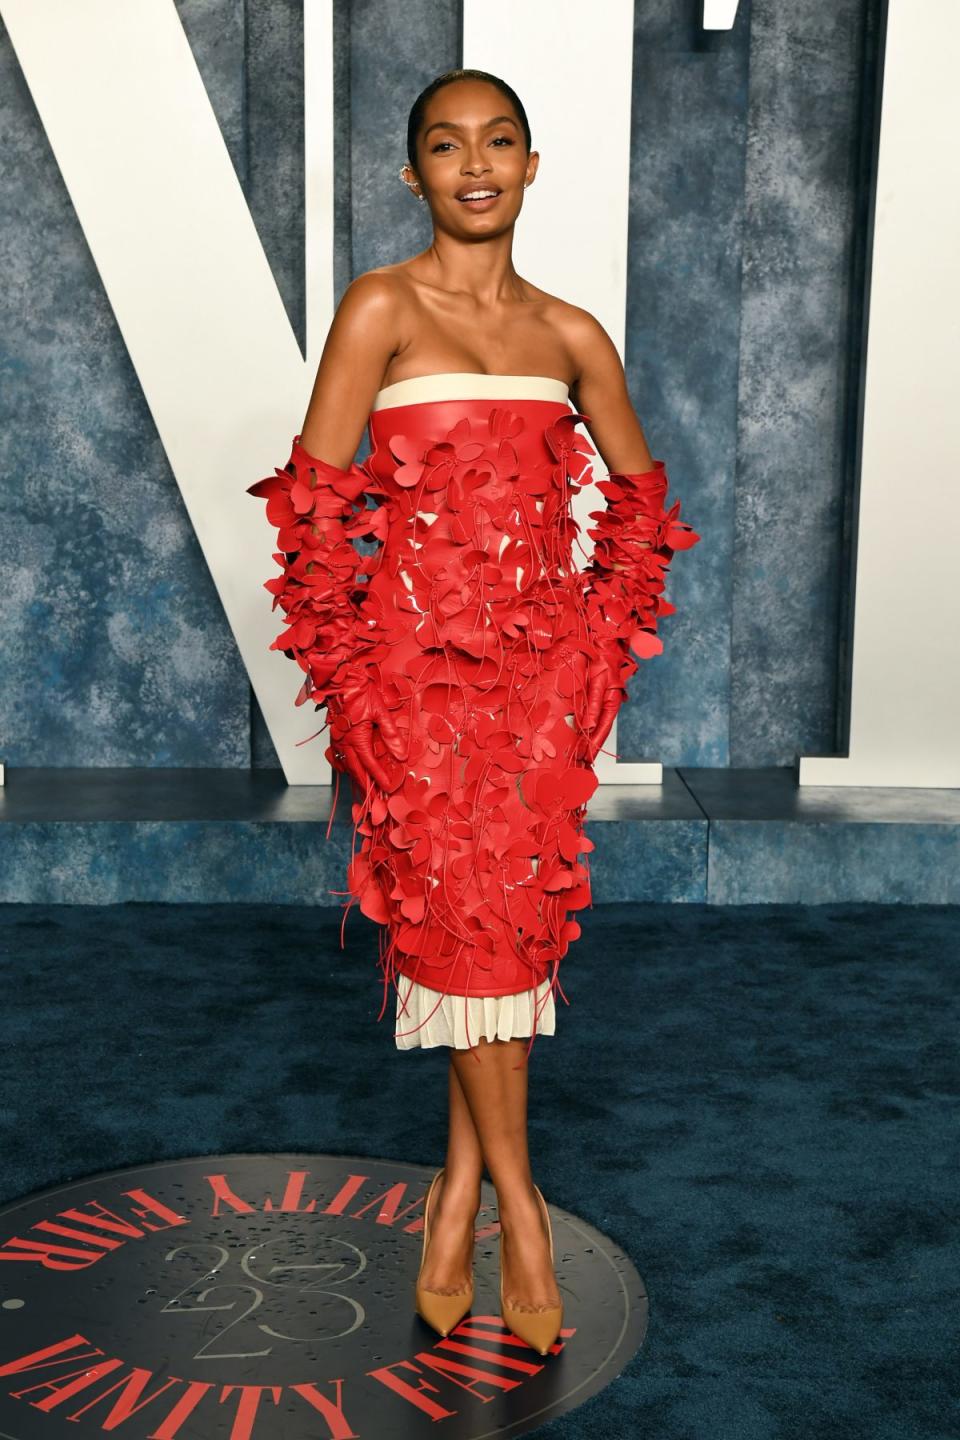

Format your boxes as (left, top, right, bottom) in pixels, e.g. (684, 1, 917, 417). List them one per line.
(459, 190, 498, 200)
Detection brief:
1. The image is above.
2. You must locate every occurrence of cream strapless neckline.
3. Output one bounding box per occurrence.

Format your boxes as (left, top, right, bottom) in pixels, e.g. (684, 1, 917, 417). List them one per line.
(372, 371, 571, 411)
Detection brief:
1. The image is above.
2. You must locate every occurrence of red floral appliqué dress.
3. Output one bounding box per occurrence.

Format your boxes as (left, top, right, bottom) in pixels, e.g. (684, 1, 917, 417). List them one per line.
(247, 375, 700, 1056)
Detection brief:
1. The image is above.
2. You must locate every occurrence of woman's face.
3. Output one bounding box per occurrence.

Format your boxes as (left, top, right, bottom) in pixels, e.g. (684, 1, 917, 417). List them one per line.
(407, 79, 538, 236)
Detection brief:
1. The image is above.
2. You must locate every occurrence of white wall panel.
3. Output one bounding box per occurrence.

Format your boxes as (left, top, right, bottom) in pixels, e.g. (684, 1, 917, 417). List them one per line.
(2, 0, 338, 784)
(801, 0, 960, 786)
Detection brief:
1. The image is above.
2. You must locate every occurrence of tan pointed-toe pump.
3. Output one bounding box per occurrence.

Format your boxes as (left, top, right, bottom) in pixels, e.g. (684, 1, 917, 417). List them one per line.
(499, 1183, 564, 1356)
(414, 1167, 474, 1337)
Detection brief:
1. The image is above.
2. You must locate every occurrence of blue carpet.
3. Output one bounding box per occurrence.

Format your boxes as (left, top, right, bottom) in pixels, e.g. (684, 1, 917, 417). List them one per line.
(0, 900, 956, 1438)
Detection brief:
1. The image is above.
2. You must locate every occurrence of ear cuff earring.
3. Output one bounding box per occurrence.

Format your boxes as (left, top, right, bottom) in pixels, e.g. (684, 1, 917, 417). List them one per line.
(399, 166, 425, 201)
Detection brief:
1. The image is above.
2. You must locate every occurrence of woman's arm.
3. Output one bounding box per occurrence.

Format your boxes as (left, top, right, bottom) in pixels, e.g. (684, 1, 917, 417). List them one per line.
(299, 271, 402, 465)
(245, 271, 408, 791)
(560, 306, 701, 759)
(567, 308, 654, 476)
(564, 307, 656, 575)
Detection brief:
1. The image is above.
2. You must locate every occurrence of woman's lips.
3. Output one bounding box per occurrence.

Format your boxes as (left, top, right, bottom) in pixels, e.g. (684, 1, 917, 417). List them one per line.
(456, 191, 501, 211)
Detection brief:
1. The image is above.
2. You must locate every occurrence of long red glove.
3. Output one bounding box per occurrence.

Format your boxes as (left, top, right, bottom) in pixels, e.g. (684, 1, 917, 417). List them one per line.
(578, 459, 702, 760)
(247, 436, 400, 788)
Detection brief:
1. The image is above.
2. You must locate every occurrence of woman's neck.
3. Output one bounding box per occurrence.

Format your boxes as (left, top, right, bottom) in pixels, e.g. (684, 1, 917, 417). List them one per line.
(413, 231, 528, 306)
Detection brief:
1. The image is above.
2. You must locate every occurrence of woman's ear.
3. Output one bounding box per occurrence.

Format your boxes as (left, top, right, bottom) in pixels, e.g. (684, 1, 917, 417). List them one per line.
(400, 162, 423, 200)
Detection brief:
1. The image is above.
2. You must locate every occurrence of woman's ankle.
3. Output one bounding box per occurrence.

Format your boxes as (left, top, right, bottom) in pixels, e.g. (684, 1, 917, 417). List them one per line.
(493, 1178, 541, 1228)
(438, 1168, 482, 1208)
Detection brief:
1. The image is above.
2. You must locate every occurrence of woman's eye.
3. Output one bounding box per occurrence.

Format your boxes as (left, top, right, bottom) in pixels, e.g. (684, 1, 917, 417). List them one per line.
(430, 136, 514, 152)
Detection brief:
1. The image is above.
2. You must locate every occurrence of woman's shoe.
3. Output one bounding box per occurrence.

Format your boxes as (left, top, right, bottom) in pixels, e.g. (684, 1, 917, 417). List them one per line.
(414, 1167, 475, 1337)
(499, 1183, 564, 1355)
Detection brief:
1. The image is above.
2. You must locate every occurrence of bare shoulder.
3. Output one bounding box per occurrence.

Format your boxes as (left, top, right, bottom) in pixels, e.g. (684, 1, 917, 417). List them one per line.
(299, 269, 408, 462)
(519, 280, 621, 378)
(336, 267, 406, 323)
(548, 297, 622, 375)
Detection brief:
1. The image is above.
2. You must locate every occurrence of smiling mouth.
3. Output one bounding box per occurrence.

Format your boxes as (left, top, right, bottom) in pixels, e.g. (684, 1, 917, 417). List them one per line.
(457, 190, 501, 206)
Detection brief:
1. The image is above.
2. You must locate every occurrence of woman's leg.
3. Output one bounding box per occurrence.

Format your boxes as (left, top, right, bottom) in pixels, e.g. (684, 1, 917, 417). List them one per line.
(417, 1058, 483, 1295)
(449, 1038, 562, 1311)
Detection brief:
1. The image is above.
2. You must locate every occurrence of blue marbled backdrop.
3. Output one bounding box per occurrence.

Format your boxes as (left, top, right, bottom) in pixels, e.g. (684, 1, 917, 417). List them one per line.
(0, 0, 880, 772)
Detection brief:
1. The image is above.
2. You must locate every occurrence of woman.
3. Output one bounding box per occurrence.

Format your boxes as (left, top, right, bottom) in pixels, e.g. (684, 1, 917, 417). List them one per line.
(248, 69, 700, 1355)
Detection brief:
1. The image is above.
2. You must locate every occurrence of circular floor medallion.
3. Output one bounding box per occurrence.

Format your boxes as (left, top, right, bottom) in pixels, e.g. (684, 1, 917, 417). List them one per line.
(0, 1154, 648, 1438)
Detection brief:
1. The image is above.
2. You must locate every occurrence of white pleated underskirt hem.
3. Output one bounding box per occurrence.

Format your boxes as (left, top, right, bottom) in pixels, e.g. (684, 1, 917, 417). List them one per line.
(394, 975, 556, 1050)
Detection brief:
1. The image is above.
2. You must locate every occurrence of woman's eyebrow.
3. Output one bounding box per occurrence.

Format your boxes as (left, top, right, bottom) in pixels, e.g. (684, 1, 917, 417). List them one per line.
(423, 115, 519, 138)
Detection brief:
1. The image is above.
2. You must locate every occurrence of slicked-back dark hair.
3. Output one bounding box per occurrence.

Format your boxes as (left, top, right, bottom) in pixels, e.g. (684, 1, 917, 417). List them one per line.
(406, 68, 532, 170)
